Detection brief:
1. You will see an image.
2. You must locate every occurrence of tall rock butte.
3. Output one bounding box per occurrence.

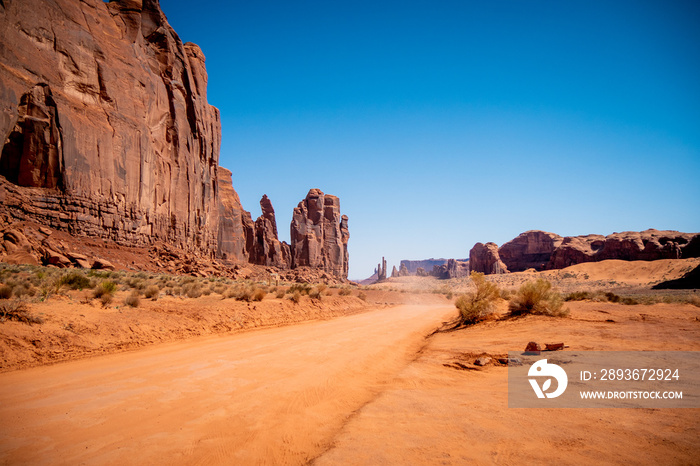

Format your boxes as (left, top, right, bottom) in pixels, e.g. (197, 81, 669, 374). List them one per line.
(0, 0, 349, 278)
(290, 189, 349, 279)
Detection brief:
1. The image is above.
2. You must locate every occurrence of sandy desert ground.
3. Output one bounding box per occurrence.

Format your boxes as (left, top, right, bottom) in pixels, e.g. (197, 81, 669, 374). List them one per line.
(0, 259, 698, 465)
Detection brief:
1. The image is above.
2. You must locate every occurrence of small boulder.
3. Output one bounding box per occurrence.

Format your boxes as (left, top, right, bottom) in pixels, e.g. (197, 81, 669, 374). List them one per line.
(92, 258, 116, 270)
(524, 341, 541, 355)
(44, 249, 72, 268)
(67, 252, 91, 269)
(545, 342, 565, 351)
(474, 356, 492, 366)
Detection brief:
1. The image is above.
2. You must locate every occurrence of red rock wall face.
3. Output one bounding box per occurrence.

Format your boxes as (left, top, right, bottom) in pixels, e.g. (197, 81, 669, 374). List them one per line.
(0, 0, 240, 256)
(290, 189, 349, 279)
(498, 230, 563, 272)
(547, 230, 699, 269)
(469, 242, 509, 275)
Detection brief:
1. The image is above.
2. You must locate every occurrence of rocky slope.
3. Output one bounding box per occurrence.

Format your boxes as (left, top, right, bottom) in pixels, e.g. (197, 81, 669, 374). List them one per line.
(0, 0, 349, 279)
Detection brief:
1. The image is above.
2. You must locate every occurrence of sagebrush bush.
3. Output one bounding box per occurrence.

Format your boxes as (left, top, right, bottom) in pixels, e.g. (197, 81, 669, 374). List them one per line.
(454, 272, 500, 325)
(93, 280, 116, 298)
(357, 291, 367, 301)
(124, 290, 140, 308)
(275, 289, 286, 299)
(144, 285, 160, 300)
(288, 283, 312, 295)
(565, 291, 592, 301)
(0, 299, 43, 324)
(508, 279, 568, 317)
(0, 284, 12, 299)
(252, 288, 266, 301)
(289, 291, 301, 303)
(100, 292, 113, 307)
(59, 271, 92, 290)
(338, 287, 352, 296)
(183, 283, 203, 298)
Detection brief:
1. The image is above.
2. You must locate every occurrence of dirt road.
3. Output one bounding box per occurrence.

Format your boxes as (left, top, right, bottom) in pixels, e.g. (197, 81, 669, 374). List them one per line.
(0, 304, 453, 465)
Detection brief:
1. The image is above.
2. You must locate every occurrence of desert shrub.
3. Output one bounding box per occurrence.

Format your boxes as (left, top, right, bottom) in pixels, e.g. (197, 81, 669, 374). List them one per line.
(183, 282, 203, 299)
(604, 292, 621, 303)
(500, 289, 514, 300)
(565, 291, 592, 301)
(338, 287, 352, 296)
(0, 284, 12, 299)
(202, 286, 212, 296)
(93, 280, 117, 298)
(508, 279, 568, 317)
(275, 289, 286, 299)
(12, 282, 36, 298)
(309, 287, 323, 300)
(0, 299, 43, 324)
(445, 291, 453, 300)
(357, 291, 367, 301)
(252, 288, 266, 301)
(212, 283, 228, 295)
(124, 290, 140, 308)
(100, 292, 113, 307)
(288, 283, 312, 295)
(59, 271, 92, 290)
(126, 277, 146, 291)
(234, 285, 253, 302)
(454, 272, 500, 325)
(144, 285, 160, 300)
(289, 291, 301, 304)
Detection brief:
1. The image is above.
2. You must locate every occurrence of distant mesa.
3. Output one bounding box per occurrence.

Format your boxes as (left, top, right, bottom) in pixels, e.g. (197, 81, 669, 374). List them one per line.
(0, 0, 348, 280)
(470, 229, 700, 275)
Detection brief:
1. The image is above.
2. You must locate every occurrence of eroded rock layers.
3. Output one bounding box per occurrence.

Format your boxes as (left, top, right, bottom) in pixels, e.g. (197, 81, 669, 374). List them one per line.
(0, 0, 350, 278)
(0, 0, 225, 253)
(470, 229, 700, 275)
(291, 189, 349, 279)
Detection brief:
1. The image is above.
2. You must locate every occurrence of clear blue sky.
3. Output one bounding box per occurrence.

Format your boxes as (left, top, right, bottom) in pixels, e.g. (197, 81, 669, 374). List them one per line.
(162, 0, 700, 280)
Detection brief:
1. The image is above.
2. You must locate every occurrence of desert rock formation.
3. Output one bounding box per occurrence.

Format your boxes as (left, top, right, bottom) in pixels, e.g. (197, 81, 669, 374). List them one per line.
(498, 231, 563, 272)
(469, 242, 509, 274)
(0, 0, 350, 279)
(251, 195, 291, 268)
(0, 0, 228, 253)
(290, 189, 349, 279)
(431, 258, 469, 279)
(469, 229, 700, 275)
(400, 259, 448, 275)
(548, 230, 698, 269)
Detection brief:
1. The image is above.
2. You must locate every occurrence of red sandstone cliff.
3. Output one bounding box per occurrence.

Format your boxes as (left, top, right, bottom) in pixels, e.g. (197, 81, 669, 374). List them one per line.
(0, 0, 349, 279)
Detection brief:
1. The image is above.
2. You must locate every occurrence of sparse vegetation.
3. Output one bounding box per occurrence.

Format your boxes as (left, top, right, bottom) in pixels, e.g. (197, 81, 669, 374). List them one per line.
(183, 282, 203, 299)
(453, 272, 500, 326)
(124, 290, 140, 308)
(0, 284, 12, 299)
(289, 291, 302, 304)
(565, 291, 592, 301)
(144, 285, 160, 300)
(92, 280, 116, 307)
(58, 271, 92, 290)
(508, 279, 568, 317)
(357, 291, 367, 301)
(253, 288, 266, 301)
(0, 299, 43, 325)
(338, 287, 353, 296)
